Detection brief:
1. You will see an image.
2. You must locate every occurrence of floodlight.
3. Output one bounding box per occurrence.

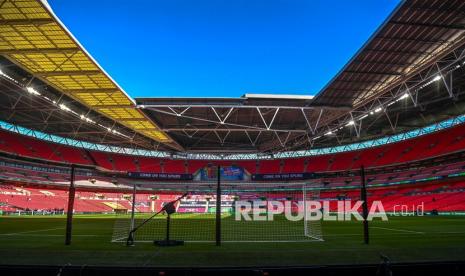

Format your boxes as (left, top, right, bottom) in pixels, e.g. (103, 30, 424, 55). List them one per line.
(58, 104, 72, 112)
(26, 87, 40, 95)
(399, 93, 409, 100)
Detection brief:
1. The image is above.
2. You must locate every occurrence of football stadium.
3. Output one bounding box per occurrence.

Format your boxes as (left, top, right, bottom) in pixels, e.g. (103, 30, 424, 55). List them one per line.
(1, 0, 465, 275)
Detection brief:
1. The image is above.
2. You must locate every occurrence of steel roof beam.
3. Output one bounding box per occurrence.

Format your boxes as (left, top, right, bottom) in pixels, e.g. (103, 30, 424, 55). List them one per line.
(0, 48, 80, 54)
(343, 70, 403, 76)
(64, 89, 120, 94)
(162, 128, 308, 132)
(139, 104, 351, 111)
(375, 36, 448, 45)
(0, 18, 55, 25)
(364, 48, 433, 57)
(35, 70, 102, 77)
(389, 20, 465, 30)
(92, 104, 134, 109)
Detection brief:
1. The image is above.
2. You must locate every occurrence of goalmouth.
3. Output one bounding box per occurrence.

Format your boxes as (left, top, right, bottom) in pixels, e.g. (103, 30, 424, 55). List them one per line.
(111, 182, 324, 243)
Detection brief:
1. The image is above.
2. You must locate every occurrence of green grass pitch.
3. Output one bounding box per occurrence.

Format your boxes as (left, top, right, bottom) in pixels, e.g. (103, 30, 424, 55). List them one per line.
(0, 214, 465, 267)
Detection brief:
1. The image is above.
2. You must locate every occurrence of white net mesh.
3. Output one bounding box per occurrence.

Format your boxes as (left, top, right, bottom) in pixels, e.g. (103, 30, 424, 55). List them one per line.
(111, 182, 323, 243)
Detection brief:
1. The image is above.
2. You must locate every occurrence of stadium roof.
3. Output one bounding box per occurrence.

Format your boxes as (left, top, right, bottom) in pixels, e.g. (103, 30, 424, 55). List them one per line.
(136, 95, 348, 152)
(0, 0, 465, 154)
(313, 0, 465, 110)
(0, 0, 182, 151)
(244, 94, 314, 100)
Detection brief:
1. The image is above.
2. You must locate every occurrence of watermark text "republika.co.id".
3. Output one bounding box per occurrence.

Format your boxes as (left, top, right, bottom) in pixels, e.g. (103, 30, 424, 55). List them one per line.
(234, 200, 425, 221)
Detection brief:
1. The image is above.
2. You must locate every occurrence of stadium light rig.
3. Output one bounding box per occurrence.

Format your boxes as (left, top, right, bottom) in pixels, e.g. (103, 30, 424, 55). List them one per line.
(58, 103, 71, 112)
(26, 87, 40, 96)
(337, 85, 412, 137)
(0, 69, 19, 84)
(356, 68, 456, 128)
(398, 93, 409, 100)
(0, 70, 135, 141)
(359, 114, 368, 120)
(80, 114, 96, 124)
(331, 68, 444, 141)
(16, 74, 134, 140)
(219, 59, 465, 151)
(346, 120, 355, 127)
(417, 74, 443, 90)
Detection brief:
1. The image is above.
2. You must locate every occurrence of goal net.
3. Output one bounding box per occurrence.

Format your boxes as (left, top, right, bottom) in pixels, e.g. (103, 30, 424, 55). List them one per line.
(221, 182, 323, 242)
(111, 182, 323, 243)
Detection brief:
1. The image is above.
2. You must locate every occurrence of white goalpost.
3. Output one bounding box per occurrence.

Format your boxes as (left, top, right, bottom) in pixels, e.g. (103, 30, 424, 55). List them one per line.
(303, 183, 324, 241)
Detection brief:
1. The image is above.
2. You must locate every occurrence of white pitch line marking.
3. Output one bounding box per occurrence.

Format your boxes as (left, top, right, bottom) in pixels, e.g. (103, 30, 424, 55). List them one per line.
(0, 227, 64, 236)
(0, 234, 99, 237)
(372, 226, 424, 234)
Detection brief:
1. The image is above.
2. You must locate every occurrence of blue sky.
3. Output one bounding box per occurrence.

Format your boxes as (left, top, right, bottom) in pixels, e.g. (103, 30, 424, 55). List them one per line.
(48, 0, 400, 98)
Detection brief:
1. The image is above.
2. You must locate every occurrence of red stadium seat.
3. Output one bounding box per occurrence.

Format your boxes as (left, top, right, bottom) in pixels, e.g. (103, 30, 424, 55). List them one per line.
(258, 160, 281, 174)
(281, 158, 305, 173)
(163, 159, 186, 174)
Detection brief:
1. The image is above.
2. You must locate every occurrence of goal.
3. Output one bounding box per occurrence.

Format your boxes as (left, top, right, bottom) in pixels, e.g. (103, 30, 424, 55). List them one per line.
(111, 182, 324, 243)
